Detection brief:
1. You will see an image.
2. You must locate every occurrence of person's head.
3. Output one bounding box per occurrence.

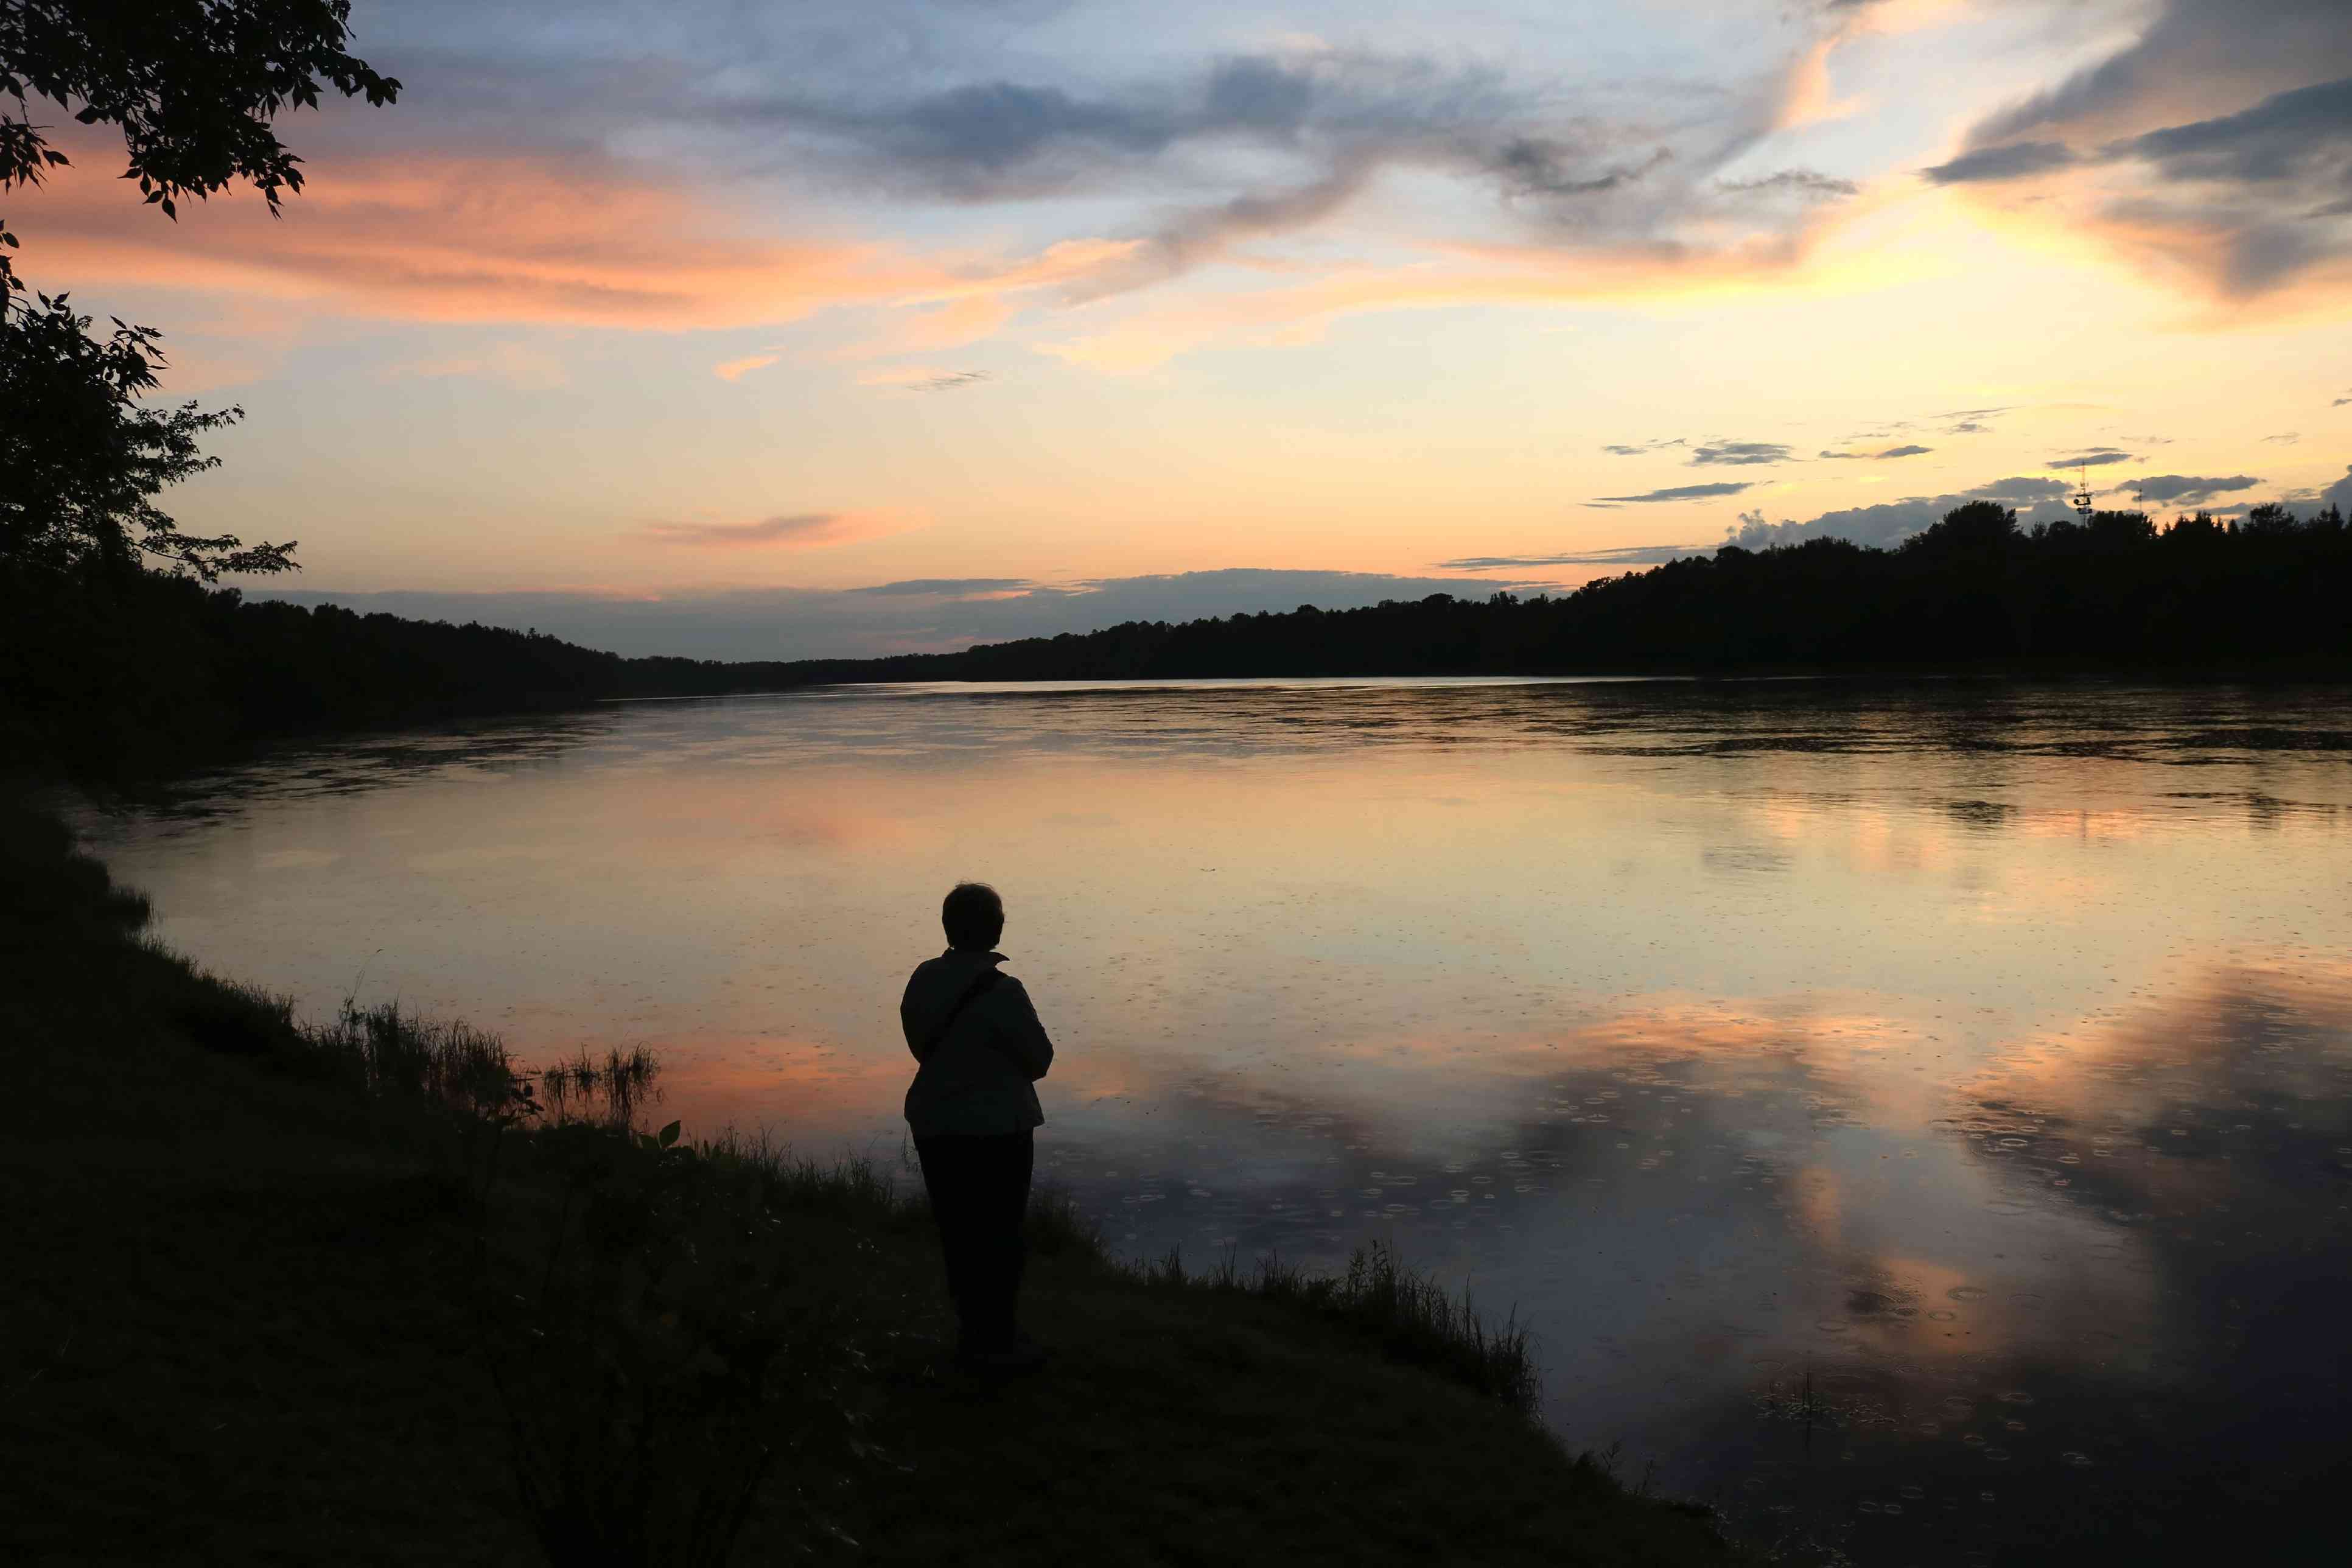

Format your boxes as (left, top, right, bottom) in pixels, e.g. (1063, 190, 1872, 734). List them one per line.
(942, 881, 1004, 952)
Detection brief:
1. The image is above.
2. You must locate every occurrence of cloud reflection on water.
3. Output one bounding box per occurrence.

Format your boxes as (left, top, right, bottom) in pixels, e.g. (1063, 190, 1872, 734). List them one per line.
(75, 678, 2352, 1563)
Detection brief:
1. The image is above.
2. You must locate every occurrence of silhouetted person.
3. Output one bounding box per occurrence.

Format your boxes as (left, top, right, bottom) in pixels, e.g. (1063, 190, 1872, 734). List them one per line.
(902, 882, 1055, 1371)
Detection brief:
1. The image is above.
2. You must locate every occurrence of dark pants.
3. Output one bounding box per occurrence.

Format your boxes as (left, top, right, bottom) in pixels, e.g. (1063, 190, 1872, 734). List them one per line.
(914, 1129, 1033, 1354)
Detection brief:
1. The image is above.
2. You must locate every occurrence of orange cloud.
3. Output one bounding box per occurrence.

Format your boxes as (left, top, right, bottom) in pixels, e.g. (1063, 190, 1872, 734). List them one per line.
(18, 151, 945, 330)
(711, 352, 782, 380)
(1775, 35, 1864, 131)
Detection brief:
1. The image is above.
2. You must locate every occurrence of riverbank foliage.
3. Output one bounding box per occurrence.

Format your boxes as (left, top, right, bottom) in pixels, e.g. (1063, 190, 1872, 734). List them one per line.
(12, 499, 2351, 779)
(1, 796, 1740, 1565)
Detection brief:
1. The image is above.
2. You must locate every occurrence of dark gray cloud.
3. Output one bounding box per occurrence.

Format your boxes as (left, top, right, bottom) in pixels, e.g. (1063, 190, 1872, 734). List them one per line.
(2116, 74, 2352, 184)
(1601, 438, 1687, 456)
(1933, 2, 2352, 295)
(2263, 433, 2300, 444)
(1493, 141, 1674, 200)
(1920, 140, 2077, 184)
(1435, 544, 1710, 569)
(2334, 391, 2351, 407)
(774, 50, 1766, 238)
(1687, 441, 1794, 467)
(1595, 481, 1754, 503)
(1820, 443, 1933, 460)
(1969, 1, 2348, 149)
(2323, 464, 2352, 513)
(2049, 449, 2135, 468)
(255, 567, 1556, 661)
(346, 8, 1867, 304)
(1717, 168, 1859, 198)
(1724, 475, 2075, 551)
(2116, 474, 2263, 505)
(762, 43, 1862, 298)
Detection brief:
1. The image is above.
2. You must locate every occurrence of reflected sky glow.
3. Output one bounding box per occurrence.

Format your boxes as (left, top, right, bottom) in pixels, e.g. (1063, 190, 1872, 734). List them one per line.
(80, 679, 2352, 1560)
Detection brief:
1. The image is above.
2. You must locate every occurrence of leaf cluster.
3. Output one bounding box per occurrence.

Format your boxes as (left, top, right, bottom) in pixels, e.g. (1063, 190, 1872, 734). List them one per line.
(0, 289, 291, 578)
(1, 3, 401, 585)
(0, 1, 399, 278)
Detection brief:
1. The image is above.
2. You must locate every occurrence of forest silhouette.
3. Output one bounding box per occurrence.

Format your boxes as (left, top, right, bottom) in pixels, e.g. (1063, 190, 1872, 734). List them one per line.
(10, 495, 2351, 775)
(632, 499, 2352, 693)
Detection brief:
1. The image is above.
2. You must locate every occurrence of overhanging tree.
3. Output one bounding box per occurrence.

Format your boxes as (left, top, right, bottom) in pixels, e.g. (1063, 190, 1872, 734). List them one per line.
(1, 1, 398, 579)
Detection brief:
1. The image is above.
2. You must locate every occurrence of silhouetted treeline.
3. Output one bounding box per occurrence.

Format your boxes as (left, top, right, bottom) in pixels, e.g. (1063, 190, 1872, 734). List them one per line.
(0, 564, 626, 776)
(13, 500, 2350, 779)
(617, 501, 2352, 691)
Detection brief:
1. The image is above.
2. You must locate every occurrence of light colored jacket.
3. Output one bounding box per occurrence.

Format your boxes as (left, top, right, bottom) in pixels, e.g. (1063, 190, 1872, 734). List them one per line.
(901, 949, 1055, 1138)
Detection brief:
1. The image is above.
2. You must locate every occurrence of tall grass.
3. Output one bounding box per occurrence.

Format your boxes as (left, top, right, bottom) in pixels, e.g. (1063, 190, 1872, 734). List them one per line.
(533, 1042, 662, 1127)
(1172, 1240, 1540, 1417)
(314, 1000, 524, 1118)
(691, 1132, 1108, 1260)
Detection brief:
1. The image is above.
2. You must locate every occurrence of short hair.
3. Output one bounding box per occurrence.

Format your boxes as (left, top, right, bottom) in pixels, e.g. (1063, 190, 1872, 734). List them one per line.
(942, 882, 1004, 950)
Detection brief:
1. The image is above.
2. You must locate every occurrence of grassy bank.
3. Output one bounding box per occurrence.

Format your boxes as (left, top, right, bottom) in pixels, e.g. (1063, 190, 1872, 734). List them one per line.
(1, 794, 1742, 1566)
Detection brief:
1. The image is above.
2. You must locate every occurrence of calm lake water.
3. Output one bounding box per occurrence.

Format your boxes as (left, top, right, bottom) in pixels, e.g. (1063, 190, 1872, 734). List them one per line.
(78, 677, 2352, 1561)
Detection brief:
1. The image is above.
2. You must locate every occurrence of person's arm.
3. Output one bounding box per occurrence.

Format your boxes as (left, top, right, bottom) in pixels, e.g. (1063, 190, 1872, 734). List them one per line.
(900, 991, 926, 1062)
(989, 978, 1055, 1080)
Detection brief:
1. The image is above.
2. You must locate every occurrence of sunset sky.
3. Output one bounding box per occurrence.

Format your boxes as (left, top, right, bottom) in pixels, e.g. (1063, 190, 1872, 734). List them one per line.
(19, 0, 2352, 657)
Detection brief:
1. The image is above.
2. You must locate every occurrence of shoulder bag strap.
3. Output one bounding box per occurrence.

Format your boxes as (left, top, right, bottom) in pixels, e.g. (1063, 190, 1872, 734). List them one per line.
(919, 968, 1001, 1061)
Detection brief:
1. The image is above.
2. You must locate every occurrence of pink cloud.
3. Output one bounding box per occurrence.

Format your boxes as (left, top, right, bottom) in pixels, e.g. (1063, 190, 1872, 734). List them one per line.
(712, 352, 782, 381)
(17, 152, 945, 330)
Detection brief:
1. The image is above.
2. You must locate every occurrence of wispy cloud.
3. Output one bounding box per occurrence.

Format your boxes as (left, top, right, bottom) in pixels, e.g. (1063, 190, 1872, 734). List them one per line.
(713, 353, 781, 381)
(1437, 544, 1710, 569)
(1921, 140, 2079, 184)
(2049, 449, 2135, 469)
(1688, 441, 1795, 467)
(886, 370, 990, 393)
(2113, 474, 2263, 505)
(1595, 481, 1754, 503)
(638, 511, 903, 549)
(1821, 443, 1933, 460)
